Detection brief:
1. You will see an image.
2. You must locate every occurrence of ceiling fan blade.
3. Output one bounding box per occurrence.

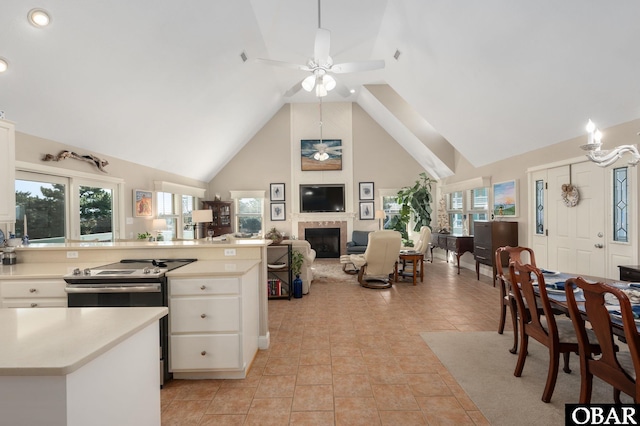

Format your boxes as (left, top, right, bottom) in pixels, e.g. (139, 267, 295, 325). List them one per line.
(284, 80, 305, 97)
(314, 28, 331, 65)
(331, 60, 385, 74)
(333, 78, 352, 97)
(256, 58, 310, 72)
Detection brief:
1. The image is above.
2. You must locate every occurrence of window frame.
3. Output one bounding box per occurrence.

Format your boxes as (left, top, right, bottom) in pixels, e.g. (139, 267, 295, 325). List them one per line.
(230, 190, 266, 236)
(16, 162, 125, 241)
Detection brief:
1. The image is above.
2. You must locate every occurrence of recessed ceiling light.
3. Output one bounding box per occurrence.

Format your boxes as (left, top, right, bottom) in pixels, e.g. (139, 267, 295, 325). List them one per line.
(28, 8, 51, 27)
(0, 58, 8, 73)
(349, 89, 356, 94)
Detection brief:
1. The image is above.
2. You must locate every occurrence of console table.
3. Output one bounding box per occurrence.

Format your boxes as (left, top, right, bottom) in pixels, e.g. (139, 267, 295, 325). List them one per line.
(619, 265, 640, 282)
(429, 234, 474, 274)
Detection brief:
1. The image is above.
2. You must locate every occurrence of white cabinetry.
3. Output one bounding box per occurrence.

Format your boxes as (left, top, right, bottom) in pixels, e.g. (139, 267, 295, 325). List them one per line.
(168, 265, 259, 379)
(0, 119, 16, 225)
(0, 279, 67, 308)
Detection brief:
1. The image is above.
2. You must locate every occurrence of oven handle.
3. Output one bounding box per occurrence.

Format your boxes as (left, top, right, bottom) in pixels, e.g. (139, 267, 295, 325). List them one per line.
(65, 285, 161, 293)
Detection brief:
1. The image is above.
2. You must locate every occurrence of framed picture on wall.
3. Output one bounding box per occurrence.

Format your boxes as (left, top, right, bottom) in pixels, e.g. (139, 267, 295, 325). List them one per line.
(359, 202, 375, 220)
(133, 189, 153, 217)
(271, 203, 286, 221)
(300, 139, 342, 171)
(270, 183, 285, 201)
(493, 180, 518, 217)
(359, 182, 374, 200)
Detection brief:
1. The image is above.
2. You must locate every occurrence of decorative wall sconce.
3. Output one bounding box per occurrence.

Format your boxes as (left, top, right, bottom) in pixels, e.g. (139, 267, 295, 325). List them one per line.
(581, 119, 640, 167)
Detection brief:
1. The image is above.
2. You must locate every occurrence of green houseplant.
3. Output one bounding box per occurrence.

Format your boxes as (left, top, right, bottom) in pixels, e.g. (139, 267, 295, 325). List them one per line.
(391, 172, 436, 245)
(290, 250, 304, 277)
(290, 249, 305, 298)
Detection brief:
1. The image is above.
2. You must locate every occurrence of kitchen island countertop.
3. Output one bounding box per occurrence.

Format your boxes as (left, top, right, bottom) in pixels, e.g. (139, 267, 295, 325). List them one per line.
(0, 306, 168, 375)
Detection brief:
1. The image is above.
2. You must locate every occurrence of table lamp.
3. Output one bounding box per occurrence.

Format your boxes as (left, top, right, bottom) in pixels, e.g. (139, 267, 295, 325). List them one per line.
(375, 210, 386, 230)
(192, 209, 213, 239)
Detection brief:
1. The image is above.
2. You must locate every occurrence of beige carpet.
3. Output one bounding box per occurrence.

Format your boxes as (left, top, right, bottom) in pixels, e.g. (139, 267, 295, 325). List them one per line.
(420, 331, 629, 426)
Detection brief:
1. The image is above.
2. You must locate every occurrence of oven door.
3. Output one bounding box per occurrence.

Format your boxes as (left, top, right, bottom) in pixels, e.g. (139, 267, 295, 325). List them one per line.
(66, 283, 163, 307)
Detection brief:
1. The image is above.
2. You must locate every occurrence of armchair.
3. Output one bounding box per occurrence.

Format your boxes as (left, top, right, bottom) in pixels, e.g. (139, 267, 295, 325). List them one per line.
(346, 230, 370, 255)
(349, 230, 402, 289)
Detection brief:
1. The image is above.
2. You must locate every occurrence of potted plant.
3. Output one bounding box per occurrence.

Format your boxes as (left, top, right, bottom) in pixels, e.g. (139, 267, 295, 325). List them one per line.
(290, 250, 305, 298)
(265, 227, 283, 244)
(392, 172, 436, 245)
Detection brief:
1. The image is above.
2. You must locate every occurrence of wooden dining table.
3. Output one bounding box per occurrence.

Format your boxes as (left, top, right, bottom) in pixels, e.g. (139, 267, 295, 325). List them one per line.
(533, 271, 638, 338)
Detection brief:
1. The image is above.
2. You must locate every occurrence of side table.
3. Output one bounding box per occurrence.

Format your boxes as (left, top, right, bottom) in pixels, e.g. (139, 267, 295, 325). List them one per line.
(395, 252, 424, 285)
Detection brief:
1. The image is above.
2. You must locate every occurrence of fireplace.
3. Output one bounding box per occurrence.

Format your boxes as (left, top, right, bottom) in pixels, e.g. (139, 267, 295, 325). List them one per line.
(305, 228, 340, 258)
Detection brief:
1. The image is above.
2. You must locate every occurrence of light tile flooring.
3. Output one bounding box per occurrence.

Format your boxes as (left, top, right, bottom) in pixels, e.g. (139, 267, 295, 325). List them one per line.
(161, 258, 503, 425)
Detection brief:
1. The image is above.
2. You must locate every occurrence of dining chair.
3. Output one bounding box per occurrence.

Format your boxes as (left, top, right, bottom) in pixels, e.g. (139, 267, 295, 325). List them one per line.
(509, 260, 600, 403)
(565, 277, 640, 403)
(495, 246, 537, 354)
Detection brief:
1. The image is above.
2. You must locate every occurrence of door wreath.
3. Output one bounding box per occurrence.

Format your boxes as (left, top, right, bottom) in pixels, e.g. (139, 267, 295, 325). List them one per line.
(561, 184, 579, 207)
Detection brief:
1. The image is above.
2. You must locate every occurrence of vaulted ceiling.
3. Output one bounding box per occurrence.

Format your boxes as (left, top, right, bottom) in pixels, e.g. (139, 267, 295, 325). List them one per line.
(2, 1, 639, 181)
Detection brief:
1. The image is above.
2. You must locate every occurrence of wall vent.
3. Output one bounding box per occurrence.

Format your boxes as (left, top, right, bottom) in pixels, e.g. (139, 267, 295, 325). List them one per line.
(240, 51, 248, 62)
(393, 50, 401, 60)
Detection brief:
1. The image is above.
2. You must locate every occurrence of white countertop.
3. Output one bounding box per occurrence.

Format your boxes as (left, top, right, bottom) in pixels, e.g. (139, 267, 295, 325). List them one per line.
(0, 262, 105, 279)
(12, 238, 270, 251)
(166, 259, 261, 277)
(0, 307, 168, 376)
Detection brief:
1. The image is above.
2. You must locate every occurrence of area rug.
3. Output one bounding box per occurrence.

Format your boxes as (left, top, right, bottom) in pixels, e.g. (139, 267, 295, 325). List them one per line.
(420, 331, 625, 426)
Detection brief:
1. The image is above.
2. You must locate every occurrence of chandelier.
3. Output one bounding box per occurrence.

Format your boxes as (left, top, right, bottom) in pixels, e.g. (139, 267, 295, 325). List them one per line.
(580, 119, 640, 167)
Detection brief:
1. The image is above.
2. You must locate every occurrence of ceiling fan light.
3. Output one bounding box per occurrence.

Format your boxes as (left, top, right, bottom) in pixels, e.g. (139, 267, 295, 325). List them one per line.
(301, 75, 316, 92)
(315, 83, 327, 97)
(323, 74, 336, 91)
(0, 58, 8, 73)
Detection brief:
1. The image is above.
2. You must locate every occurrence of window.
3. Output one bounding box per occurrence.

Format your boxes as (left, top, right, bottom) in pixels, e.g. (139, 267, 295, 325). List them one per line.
(535, 179, 545, 235)
(467, 188, 489, 235)
(446, 191, 463, 234)
(157, 192, 197, 240)
(237, 197, 263, 235)
(381, 195, 401, 230)
(445, 187, 489, 235)
(15, 175, 67, 242)
(15, 169, 122, 243)
(613, 167, 628, 242)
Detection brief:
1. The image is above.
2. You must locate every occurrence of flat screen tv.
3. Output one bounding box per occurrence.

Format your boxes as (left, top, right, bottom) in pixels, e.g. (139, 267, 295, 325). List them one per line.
(300, 184, 345, 213)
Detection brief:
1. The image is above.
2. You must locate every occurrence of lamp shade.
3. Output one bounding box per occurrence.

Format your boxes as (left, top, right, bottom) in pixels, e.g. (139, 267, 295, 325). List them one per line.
(375, 210, 386, 220)
(192, 209, 213, 223)
(152, 218, 167, 230)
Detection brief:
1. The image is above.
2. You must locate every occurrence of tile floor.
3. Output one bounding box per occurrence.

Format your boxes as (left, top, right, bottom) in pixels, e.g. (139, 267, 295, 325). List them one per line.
(161, 258, 503, 425)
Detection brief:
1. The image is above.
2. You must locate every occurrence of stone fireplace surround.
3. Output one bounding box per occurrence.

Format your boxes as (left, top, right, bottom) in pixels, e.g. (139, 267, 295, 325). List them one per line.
(297, 221, 348, 256)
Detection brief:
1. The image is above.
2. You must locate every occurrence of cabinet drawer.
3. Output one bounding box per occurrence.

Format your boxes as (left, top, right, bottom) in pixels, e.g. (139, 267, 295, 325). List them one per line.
(170, 297, 240, 333)
(619, 266, 640, 282)
(169, 277, 240, 296)
(2, 298, 67, 308)
(170, 334, 240, 370)
(446, 238, 458, 250)
(0, 280, 67, 298)
(474, 247, 493, 264)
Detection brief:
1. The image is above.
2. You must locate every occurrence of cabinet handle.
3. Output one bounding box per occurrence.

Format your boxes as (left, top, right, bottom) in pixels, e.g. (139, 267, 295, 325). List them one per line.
(476, 246, 486, 250)
(30, 303, 38, 307)
(200, 285, 206, 290)
(29, 288, 37, 293)
(201, 351, 207, 356)
(200, 313, 207, 318)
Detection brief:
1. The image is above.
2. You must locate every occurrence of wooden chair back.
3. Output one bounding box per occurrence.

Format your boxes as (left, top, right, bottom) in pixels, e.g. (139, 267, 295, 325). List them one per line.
(509, 261, 557, 342)
(565, 277, 640, 402)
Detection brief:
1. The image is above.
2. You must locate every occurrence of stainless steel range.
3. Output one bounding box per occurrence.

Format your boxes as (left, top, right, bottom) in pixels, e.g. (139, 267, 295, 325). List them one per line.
(64, 258, 196, 384)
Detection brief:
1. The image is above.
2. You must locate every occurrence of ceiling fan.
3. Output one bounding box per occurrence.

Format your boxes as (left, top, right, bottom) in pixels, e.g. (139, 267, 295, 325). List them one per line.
(257, 0, 385, 97)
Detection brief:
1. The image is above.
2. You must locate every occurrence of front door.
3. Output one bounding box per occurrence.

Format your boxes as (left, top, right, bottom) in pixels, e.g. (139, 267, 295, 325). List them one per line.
(546, 162, 605, 276)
